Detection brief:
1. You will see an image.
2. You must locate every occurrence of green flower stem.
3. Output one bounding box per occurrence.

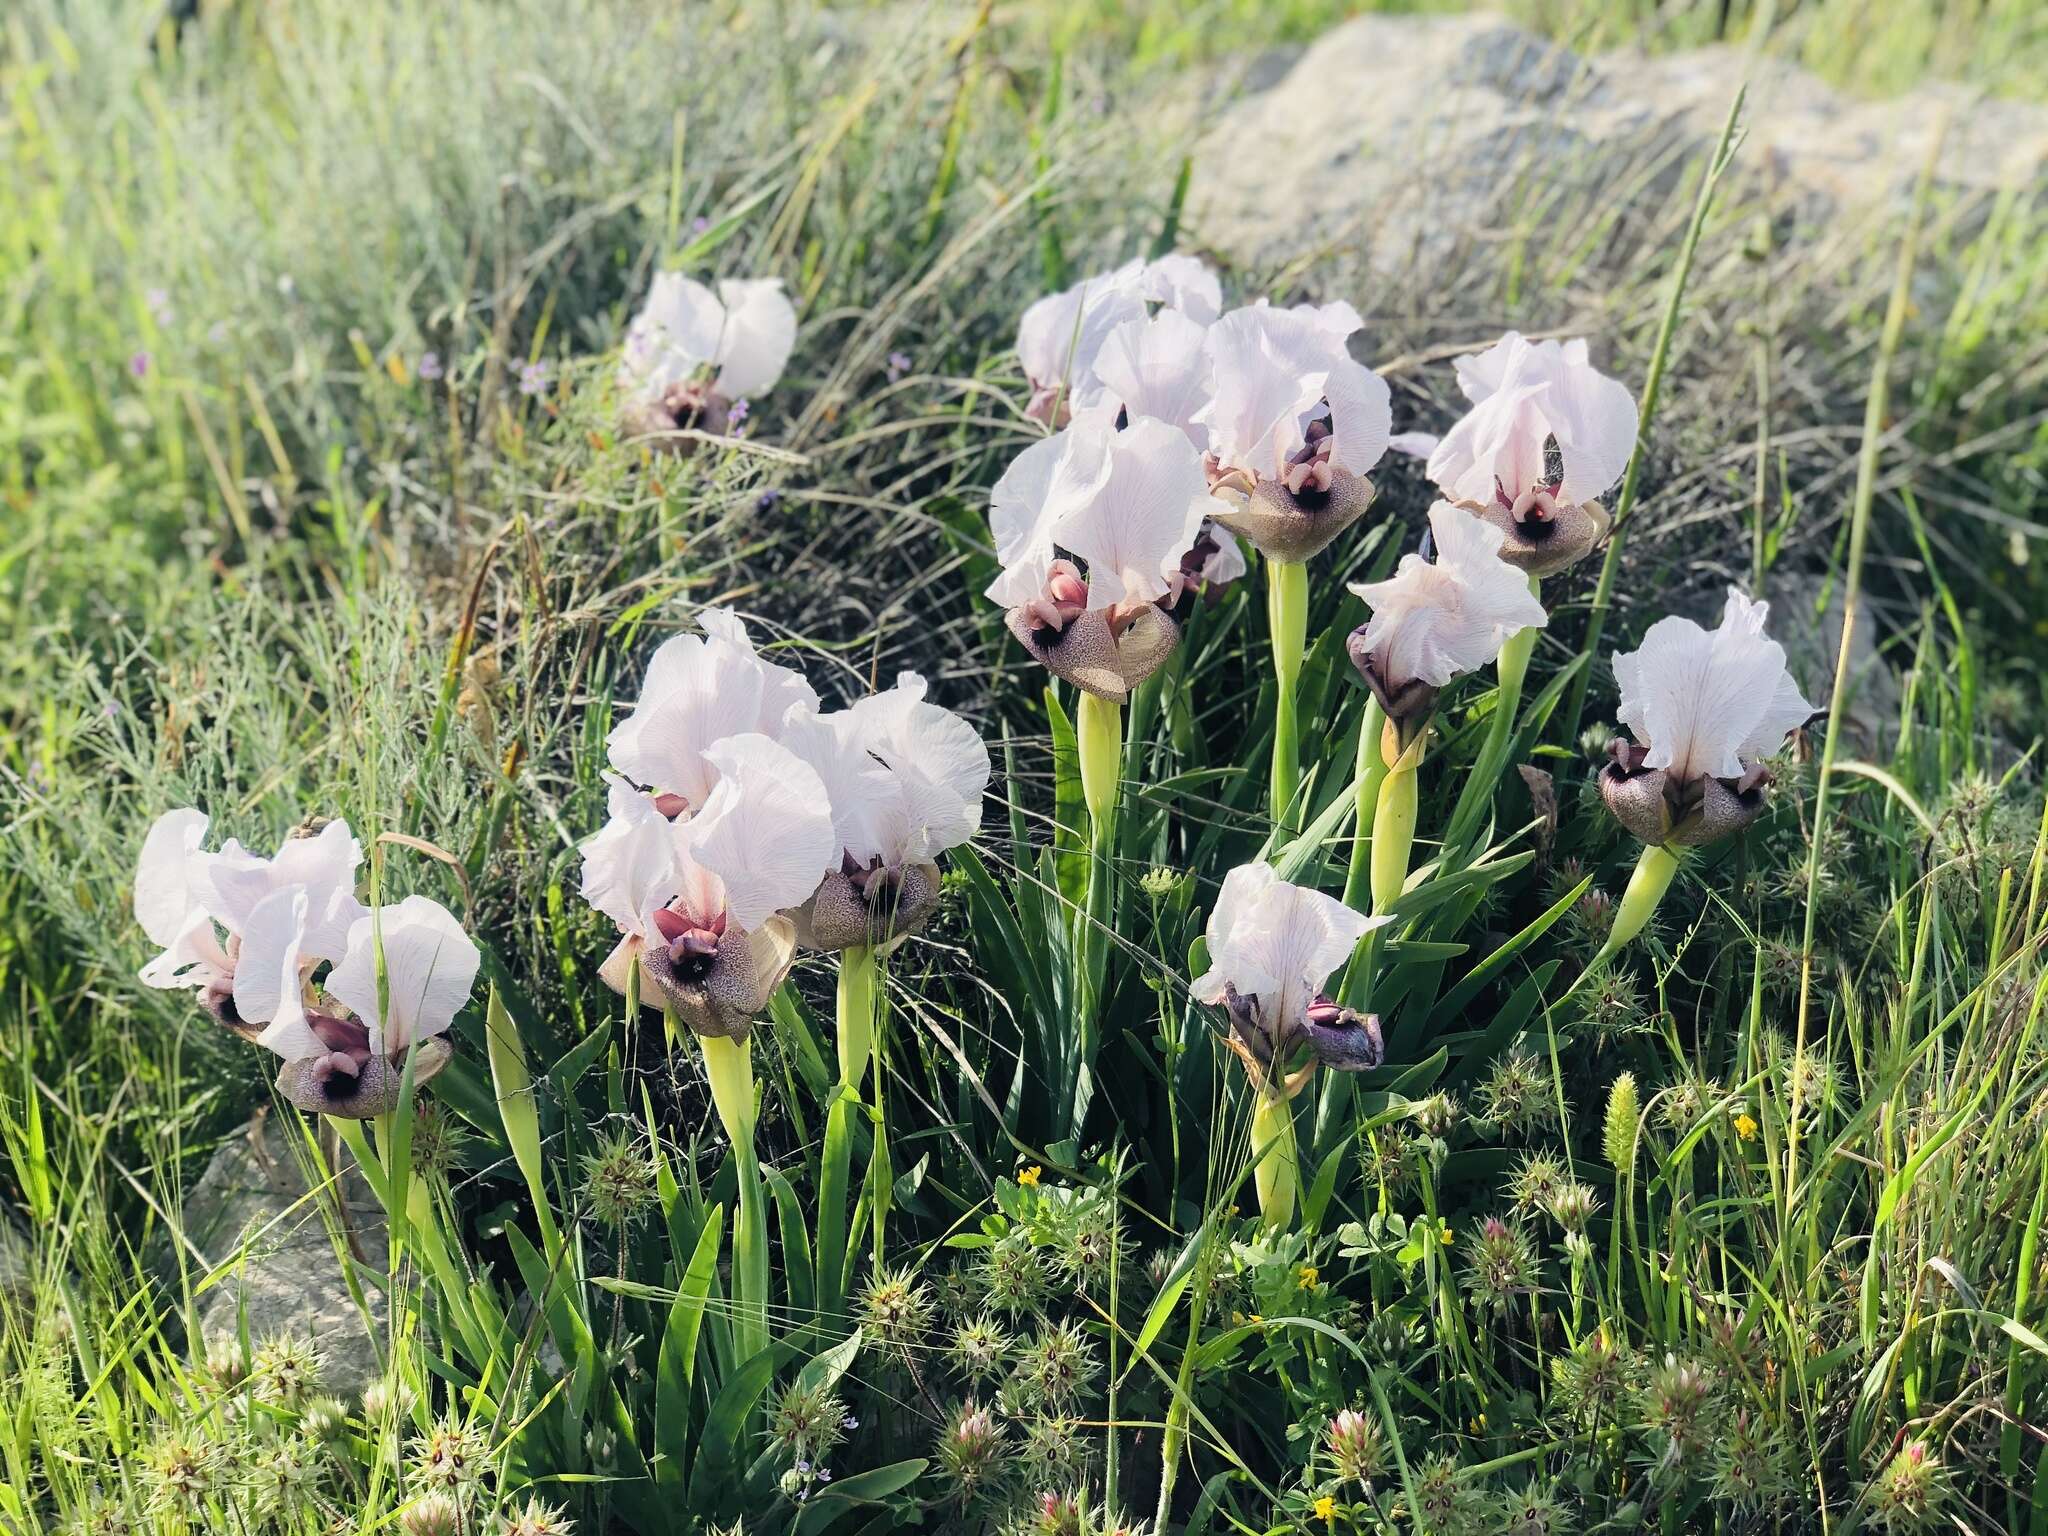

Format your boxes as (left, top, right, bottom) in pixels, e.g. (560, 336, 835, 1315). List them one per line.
(701, 1032, 770, 1360)
(1371, 733, 1420, 916)
(1446, 577, 1541, 848)
(1267, 558, 1309, 832)
(1076, 690, 1122, 827)
(817, 944, 881, 1328)
(836, 943, 880, 1085)
(1602, 843, 1682, 957)
(1249, 1083, 1299, 1229)
(1342, 698, 1390, 912)
(1070, 691, 1122, 1140)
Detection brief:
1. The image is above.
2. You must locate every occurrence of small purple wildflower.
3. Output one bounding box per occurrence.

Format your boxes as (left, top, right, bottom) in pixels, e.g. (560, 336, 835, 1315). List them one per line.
(518, 361, 550, 396)
(691, 215, 710, 234)
(817, 1468, 832, 1483)
(795, 1460, 810, 1474)
(886, 350, 911, 382)
(129, 351, 152, 379)
(755, 489, 783, 514)
(101, 699, 121, 719)
(726, 397, 751, 425)
(842, 1415, 858, 1430)
(417, 351, 443, 382)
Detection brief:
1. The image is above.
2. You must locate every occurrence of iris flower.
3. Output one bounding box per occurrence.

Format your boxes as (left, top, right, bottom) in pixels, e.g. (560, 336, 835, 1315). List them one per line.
(779, 672, 991, 952)
(1345, 502, 1547, 912)
(581, 735, 834, 1039)
(1015, 254, 1221, 428)
(988, 415, 1225, 704)
(1590, 589, 1815, 955)
(606, 607, 819, 813)
(135, 813, 478, 1117)
(1193, 862, 1389, 1226)
(1346, 502, 1549, 737)
(1425, 333, 1638, 578)
(1602, 588, 1814, 848)
(618, 274, 798, 448)
(1194, 301, 1391, 564)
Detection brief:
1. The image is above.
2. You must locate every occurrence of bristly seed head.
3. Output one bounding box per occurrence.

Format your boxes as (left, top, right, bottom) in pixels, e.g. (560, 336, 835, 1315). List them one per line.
(251, 1333, 323, 1409)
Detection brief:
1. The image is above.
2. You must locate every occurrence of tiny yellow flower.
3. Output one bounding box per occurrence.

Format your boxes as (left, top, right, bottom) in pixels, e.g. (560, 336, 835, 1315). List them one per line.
(1017, 1165, 1042, 1188)
(1248, 1312, 1264, 1325)
(1735, 1113, 1759, 1142)
(1440, 1224, 1455, 1246)
(1314, 1493, 1337, 1523)
(1297, 1264, 1320, 1290)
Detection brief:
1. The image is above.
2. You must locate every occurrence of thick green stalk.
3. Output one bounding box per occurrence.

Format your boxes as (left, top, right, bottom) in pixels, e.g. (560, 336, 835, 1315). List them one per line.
(1249, 1085, 1298, 1229)
(1371, 741, 1419, 915)
(1600, 843, 1682, 958)
(1068, 691, 1122, 1141)
(1561, 90, 1746, 742)
(1077, 690, 1122, 827)
(1342, 699, 1390, 911)
(817, 945, 880, 1327)
(1446, 579, 1541, 847)
(1267, 558, 1309, 832)
(701, 1032, 769, 1360)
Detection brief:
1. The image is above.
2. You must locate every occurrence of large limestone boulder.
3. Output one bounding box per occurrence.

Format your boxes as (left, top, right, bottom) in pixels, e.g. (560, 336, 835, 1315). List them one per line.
(178, 1111, 390, 1397)
(1188, 13, 2048, 271)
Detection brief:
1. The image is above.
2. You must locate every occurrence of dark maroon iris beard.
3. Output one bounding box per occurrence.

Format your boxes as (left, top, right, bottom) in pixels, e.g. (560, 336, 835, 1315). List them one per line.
(841, 852, 898, 901)
(1281, 423, 1335, 496)
(1023, 561, 1091, 638)
(652, 906, 725, 977)
(1495, 476, 1564, 520)
(304, 1010, 374, 1097)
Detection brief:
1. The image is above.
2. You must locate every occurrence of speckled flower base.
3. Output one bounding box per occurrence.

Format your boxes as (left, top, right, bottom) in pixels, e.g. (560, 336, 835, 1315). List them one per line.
(275, 1038, 453, 1119)
(1005, 602, 1179, 704)
(792, 862, 942, 952)
(1214, 469, 1376, 564)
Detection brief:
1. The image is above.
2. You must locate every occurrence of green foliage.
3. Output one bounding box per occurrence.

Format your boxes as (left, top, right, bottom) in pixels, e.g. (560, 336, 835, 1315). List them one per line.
(3, 0, 2048, 1532)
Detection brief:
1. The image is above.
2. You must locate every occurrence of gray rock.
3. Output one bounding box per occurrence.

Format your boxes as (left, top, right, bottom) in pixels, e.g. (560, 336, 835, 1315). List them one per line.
(1188, 12, 2048, 272)
(180, 1111, 390, 1398)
